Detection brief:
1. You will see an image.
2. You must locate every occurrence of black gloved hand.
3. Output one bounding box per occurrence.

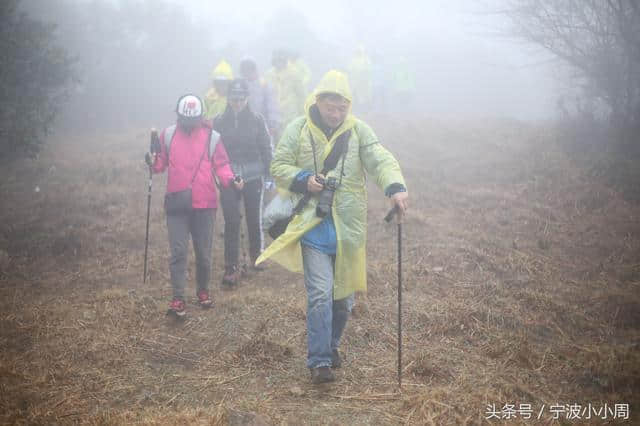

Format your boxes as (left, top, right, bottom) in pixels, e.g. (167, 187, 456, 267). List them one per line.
(150, 128, 161, 154)
(145, 152, 153, 166)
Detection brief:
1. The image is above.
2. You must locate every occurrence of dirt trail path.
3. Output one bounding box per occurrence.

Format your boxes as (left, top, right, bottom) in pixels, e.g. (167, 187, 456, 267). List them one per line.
(0, 119, 638, 424)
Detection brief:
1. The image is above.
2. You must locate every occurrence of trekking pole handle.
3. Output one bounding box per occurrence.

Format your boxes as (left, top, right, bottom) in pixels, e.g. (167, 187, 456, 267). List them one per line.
(384, 205, 399, 223)
(150, 127, 161, 155)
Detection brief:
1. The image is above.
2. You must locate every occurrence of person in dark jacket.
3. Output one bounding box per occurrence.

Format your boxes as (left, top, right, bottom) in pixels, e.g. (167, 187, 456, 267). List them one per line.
(213, 79, 273, 287)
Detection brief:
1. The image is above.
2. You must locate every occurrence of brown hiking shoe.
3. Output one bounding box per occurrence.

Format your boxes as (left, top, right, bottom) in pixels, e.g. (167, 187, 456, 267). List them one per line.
(310, 366, 335, 384)
(222, 266, 239, 289)
(331, 349, 342, 369)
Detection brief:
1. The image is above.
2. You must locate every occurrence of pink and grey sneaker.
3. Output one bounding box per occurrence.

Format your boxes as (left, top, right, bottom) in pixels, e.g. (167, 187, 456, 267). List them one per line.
(197, 289, 213, 309)
(168, 299, 186, 317)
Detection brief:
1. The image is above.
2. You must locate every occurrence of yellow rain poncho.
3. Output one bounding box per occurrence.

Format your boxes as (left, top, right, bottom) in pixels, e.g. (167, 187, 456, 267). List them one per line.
(348, 47, 373, 108)
(289, 58, 312, 92)
(256, 70, 406, 299)
(204, 88, 226, 119)
(204, 60, 233, 119)
(265, 63, 306, 128)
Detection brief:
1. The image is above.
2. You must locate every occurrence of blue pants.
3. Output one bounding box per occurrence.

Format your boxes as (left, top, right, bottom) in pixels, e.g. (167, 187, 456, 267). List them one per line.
(301, 244, 354, 368)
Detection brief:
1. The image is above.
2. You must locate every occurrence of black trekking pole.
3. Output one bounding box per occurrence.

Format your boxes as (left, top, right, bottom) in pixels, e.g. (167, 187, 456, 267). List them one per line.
(234, 176, 249, 274)
(143, 128, 159, 284)
(385, 205, 402, 388)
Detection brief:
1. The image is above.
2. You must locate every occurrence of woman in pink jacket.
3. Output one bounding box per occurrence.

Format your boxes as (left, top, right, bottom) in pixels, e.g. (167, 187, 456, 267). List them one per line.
(146, 94, 239, 317)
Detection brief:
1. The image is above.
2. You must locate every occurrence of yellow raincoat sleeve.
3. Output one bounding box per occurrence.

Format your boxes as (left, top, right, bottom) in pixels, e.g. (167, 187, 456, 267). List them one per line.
(270, 117, 308, 189)
(203, 88, 226, 120)
(356, 121, 406, 191)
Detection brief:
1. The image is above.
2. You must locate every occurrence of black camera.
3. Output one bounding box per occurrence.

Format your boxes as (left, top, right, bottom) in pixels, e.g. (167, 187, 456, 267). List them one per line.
(316, 176, 338, 218)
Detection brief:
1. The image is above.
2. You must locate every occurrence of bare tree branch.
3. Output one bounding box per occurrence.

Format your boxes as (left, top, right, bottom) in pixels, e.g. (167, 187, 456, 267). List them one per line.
(501, 0, 640, 132)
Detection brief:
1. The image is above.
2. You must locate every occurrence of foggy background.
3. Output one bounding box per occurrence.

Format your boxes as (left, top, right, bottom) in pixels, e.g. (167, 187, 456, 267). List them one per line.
(19, 0, 559, 130)
(2, 3, 639, 422)
(182, 0, 558, 119)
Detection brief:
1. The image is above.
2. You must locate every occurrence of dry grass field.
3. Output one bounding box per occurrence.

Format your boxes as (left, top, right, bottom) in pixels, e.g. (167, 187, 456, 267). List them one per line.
(0, 116, 638, 425)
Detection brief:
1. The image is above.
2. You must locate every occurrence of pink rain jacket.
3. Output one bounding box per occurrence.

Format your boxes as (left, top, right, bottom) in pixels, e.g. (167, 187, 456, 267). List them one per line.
(152, 122, 234, 209)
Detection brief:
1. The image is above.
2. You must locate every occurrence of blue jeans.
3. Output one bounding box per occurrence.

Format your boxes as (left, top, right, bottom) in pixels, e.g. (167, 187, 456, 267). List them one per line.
(301, 244, 354, 368)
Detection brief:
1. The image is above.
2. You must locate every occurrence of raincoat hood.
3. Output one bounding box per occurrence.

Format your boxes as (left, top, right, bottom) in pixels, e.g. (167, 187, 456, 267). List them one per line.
(311, 70, 352, 103)
(211, 60, 233, 80)
(304, 70, 355, 145)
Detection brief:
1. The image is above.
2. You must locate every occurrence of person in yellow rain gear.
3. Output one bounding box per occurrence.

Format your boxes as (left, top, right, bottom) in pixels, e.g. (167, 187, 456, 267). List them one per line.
(265, 49, 305, 131)
(391, 55, 416, 113)
(256, 70, 408, 384)
(204, 60, 233, 120)
(347, 46, 373, 113)
(288, 50, 312, 93)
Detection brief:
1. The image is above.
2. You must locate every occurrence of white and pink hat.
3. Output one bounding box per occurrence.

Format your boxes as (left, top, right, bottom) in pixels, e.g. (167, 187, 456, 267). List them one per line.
(176, 94, 203, 118)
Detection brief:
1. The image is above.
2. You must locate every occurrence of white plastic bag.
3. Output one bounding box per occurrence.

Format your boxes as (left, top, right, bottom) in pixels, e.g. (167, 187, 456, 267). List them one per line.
(262, 193, 296, 231)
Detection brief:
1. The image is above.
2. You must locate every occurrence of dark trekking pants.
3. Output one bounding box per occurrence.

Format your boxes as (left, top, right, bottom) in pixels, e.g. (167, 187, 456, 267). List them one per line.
(220, 178, 264, 268)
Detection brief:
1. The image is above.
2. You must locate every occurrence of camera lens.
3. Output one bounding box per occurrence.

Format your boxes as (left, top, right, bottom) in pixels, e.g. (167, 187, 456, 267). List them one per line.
(316, 177, 337, 218)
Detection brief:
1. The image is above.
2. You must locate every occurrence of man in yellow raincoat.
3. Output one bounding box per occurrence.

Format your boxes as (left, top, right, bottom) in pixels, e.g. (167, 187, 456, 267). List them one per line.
(256, 70, 408, 384)
(265, 50, 306, 131)
(204, 60, 233, 120)
(347, 46, 373, 113)
(288, 51, 312, 93)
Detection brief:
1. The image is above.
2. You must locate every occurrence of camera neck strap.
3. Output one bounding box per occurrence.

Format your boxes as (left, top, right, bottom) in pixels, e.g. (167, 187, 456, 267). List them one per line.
(309, 129, 350, 185)
(291, 129, 350, 216)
